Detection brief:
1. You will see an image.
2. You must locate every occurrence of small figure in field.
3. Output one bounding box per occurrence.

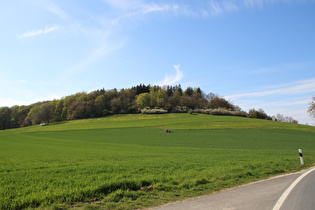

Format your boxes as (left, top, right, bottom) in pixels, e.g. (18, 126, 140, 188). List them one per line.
(164, 129, 171, 133)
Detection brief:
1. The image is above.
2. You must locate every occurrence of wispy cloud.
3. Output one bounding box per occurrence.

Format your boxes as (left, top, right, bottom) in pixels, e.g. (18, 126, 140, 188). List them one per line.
(250, 62, 311, 74)
(103, 0, 200, 25)
(206, 0, 313, 16)
(242, 0, 314, 9)
(141, 3, 179, 14)
(253, 99, 310, 109)
(104, 0, 179, 12)
(103, 0, 142, 10)
(208, 0, 239, 16)
(209, 0, 223, 15)
(235, 97, 313, 125)
(61, 1, 184, 79)
(226, 77, 315, 100)
(16, 80, 28, 83)
(243, 0, 264, 9)
(17, 25, 60, 39)
(110, 3, 180, 25)
(206, 0, 239, 16)
(34, 0, 70, 20)
(158, 64, 184, 86)
(224, 77, 315, 124)
(63, 37, 127, 79)
(47, 5, 69, 20)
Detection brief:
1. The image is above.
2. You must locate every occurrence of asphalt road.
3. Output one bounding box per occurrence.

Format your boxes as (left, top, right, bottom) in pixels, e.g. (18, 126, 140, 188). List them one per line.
(152, 167, 315, 210)
(279, 168, 315, 210)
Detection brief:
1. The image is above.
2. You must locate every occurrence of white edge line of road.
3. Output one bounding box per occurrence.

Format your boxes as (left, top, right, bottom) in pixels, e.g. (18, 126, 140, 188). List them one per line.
(273, 167, 315, 210)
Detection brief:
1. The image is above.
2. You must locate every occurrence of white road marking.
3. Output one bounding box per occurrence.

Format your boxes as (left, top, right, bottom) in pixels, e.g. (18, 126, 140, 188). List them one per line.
(273, 167, 315, 210)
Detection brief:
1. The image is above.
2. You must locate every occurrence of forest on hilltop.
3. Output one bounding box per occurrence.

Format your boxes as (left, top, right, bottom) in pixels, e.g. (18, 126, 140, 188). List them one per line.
(0, 84, 297, 130)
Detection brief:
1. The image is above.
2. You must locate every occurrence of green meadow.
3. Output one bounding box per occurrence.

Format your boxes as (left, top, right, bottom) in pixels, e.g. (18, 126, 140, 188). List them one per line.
(1, 113, 315, 209)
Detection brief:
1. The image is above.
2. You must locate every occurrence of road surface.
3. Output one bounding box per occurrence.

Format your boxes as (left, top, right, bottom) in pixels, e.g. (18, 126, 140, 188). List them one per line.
(152, 167, 315, 210)
(278, 167, 315, 210)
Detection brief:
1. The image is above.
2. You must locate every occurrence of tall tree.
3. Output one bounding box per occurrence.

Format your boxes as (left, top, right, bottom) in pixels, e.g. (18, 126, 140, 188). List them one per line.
(37, 103, 54, 123)
(165, 85, 173, 97)
(174, 85, 183, 96)
(136, 93, 151, 109)
(110, 98, 121, 114)
(25, 104, 42, 125)
(67, 100, 87, 120)
(183, 87, 194, 96)
(0, 107, 11, 130)
(54, 99, 65, 121)
(14, 106, 30, 127)
(157, 89, 168, 109)
(94, 95, 108, 117)
(118, 88, 136, 113)
(169, 90, 182, 108)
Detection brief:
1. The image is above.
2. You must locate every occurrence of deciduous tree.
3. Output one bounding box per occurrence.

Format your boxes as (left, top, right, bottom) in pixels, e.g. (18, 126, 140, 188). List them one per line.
(136, 93, 151, 109)
(0, 107, 11, 129)
(308, 96, 315, 118)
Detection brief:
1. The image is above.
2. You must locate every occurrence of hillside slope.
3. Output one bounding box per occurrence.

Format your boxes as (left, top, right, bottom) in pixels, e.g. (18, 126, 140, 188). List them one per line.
(1, 114, 315, 209)
(6, 113, 315, 133)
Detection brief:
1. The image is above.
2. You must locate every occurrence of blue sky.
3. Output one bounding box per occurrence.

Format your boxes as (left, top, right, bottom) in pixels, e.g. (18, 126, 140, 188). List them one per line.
(0, 0, 315, 124)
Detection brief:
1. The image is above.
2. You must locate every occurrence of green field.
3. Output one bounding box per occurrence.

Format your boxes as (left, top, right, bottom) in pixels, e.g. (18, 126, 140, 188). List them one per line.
(1, 113, 315, 209)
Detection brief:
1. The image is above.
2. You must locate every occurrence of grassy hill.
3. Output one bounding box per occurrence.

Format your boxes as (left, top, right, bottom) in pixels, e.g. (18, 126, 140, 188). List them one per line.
(1, 113, 315, 209)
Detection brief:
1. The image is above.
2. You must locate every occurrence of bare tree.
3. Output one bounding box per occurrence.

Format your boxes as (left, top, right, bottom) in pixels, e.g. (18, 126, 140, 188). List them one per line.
(274, 113, 298, 124)
(308, 96, 315, 118)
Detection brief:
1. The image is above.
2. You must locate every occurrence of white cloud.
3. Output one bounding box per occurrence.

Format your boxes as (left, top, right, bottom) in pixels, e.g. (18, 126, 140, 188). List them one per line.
(242, 0, 315, 9)
(158, 64, 184, 86)
(243, 0, 264, 9)
(17, 25, 60, 39)
(251, 62, 311, 74)
(104, 0, 179, 13)
(223, 1, 239, 11)
(227, 97, 313, 125)
(205, 0, 313, 16)
(62, 37, 127, 80)
(104, 0, 315, 25)
(205, 0, 239, 16)
(103, 0, 143, 10)
(16, 80, 28, 83)
(110, 3, 180, 25)
(225, 77, 315, 125)
(209, 0, 223, 15)
(141, 3, 179, 14)
(47, 6, 69, 19)
(33, 0, 69, 19)
(226, 77, 315, 100)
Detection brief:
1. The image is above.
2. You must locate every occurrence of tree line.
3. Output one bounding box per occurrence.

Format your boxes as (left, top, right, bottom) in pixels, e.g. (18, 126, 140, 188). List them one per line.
(0, 84, 298, 130)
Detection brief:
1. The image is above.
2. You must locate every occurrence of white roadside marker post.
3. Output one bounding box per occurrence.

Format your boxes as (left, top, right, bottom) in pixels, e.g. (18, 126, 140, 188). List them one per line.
(299, 149, 304, 165)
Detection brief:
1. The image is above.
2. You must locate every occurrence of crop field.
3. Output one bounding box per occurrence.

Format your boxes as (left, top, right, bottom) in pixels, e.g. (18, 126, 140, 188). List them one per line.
(1, 113, 315, 209)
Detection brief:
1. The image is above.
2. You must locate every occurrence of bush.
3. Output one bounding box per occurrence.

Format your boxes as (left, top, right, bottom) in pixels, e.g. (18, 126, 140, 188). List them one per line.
(192, 108, 247, 117)
(141, 108, 168, 114)
(171, 106, 188, 113)
(248, 109, 272, 120)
